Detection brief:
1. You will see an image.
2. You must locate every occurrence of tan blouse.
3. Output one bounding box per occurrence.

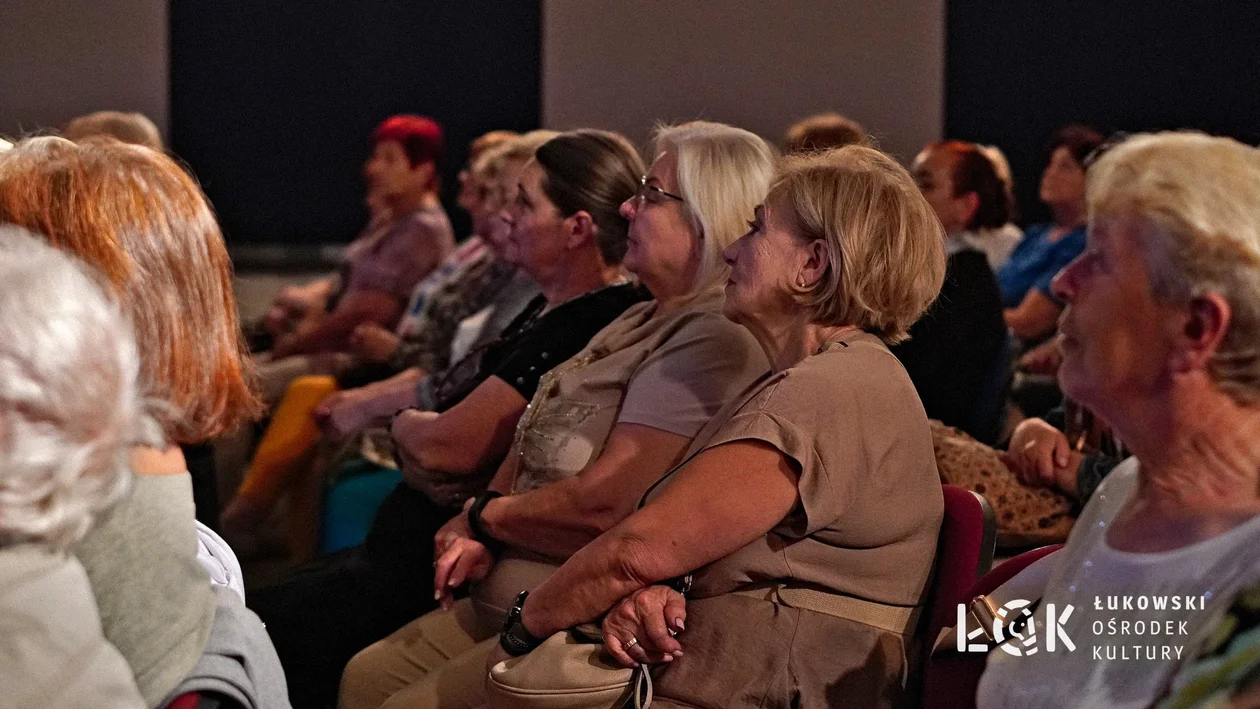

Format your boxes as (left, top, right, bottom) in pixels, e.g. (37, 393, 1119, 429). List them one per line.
(472, 288, 768, 621)
(509, 287, 767, 494)
(643, 332, 944, 709)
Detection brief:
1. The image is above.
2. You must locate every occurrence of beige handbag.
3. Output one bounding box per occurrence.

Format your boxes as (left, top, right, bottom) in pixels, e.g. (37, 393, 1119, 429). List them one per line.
(485, 623, 652, 709)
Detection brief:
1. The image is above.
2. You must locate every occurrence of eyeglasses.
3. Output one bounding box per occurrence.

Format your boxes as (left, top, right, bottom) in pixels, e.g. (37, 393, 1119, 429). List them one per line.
(635, 175, 685, 205)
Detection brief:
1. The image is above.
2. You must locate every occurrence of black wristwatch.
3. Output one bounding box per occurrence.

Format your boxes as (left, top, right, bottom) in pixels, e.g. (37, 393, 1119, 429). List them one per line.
(467, 491, 504, 554)
(499, 590, 546, 656)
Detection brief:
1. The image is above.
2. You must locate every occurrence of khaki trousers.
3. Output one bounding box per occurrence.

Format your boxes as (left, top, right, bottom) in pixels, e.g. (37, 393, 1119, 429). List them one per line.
(339, 598, 498, 709)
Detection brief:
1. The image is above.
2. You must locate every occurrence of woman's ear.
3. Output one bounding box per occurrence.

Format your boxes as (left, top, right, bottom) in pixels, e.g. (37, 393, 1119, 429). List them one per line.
(566, 211, 597, 250)
(1171, 292, 1232, 373)
(799, 239, 831, 288)
(411, 161, 437, 188)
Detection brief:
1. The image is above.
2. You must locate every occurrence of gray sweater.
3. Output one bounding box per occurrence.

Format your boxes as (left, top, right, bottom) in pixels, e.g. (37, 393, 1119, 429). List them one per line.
(0, 545, 145, 708)
(75, 473, 216, 707)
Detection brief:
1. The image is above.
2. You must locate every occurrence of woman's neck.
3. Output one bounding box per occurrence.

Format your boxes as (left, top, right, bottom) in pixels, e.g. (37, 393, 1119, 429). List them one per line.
(1120, 382, 1260, 519)
(538, 260, 623, 309)
(1048, 202, 1086, 232)
(388, 190, 438, 216)
(750, 315, 860, 373)
(642, 274, 700, 317)
(130, 445, 188, 476)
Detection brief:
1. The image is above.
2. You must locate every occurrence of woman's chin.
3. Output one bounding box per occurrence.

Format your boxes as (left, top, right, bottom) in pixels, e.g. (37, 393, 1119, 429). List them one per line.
(1056, 363, 1091, 408)
(721, 289, 745, 323)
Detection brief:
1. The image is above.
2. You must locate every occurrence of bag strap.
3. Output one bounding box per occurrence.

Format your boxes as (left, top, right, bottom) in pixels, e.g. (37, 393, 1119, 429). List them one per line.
(933, 550, 1059, 653)
(732, 583, 922, 635)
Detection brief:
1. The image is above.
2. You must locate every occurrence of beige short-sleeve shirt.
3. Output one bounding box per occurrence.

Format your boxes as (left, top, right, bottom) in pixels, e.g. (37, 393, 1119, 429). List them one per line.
(509, 287, 768, 494)
(473, 289, 768, 623)
(654, 330, 943, 603)
(641, 332, 944, 709)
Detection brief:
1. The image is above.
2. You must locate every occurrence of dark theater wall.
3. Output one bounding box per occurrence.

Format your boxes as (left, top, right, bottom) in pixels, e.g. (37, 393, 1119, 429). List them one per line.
(170, 1, 541, 246)
(946, 0, 1260, 226)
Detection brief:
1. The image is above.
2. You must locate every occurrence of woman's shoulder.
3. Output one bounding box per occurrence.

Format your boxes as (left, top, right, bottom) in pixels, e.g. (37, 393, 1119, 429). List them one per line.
(744, 334, 916, 419)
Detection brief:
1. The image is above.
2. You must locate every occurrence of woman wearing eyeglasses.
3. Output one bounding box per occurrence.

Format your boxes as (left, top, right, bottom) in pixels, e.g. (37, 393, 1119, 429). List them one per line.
(339, 121, 774, 709)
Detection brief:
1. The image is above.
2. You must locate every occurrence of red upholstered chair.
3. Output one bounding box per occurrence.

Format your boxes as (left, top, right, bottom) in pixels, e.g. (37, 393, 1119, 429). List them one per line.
(923, 487, 998, 642)
(920, 543, 1064, 709)
(916, 486, 997, 707)
(161, 692, 241, 709)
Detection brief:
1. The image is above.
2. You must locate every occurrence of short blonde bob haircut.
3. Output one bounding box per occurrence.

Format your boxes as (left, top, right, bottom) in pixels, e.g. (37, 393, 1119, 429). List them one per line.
(0, 228, 161, 552)
(1087, 131, 1260, 404)
(653, 121, 777, 293)
(769, 146, 946, 343)
(0, 137, 261, 443)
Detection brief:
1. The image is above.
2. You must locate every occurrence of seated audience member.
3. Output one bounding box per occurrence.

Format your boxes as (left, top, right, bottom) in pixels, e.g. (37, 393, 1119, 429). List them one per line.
(782, 111, 868, 153)
(338, 121, 777, 709)
(218, 132, 549, 548)
(489, 145, 946, 709)
(997, 123, 1103, 341)
(63, 110, 164, 150)
(339, 129, 526, 384)
(977, 132, 1260, 708)
(322, 131, 558, 428)
(0, 137, 288, 708)
(249, 129, 649, 709)
(0, 229, 152, 709)
(897, 140, 1010, 441)
(972, 144, 1025, 269)
(257, 115, 455, 400)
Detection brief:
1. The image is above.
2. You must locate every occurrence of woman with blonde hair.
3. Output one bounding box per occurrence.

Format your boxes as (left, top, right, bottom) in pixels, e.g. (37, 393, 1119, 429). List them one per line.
(339, 120, 775, 709)
(0, 229, 154, 708)
(0, 137, 284, 707)
(491, 145, 947, 709)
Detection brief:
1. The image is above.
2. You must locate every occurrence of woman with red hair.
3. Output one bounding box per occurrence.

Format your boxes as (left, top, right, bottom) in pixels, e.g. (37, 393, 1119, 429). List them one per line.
(258, 115, 456, 400)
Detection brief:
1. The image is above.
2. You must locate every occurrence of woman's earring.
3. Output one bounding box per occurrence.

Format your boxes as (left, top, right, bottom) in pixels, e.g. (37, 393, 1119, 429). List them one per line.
(797, 276, 806, 288)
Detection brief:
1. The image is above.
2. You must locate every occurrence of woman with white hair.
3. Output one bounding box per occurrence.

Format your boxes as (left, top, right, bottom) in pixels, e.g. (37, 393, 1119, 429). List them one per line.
(0, 228, 153, 708)
(977, 132, 1260, 708)
(338, 121, 775, 709)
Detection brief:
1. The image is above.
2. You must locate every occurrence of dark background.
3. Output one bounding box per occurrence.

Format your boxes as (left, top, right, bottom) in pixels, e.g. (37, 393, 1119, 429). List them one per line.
(169, 1, 1260, 246)
(946, 0, 1260, 225)
(170, 0, 541, 247)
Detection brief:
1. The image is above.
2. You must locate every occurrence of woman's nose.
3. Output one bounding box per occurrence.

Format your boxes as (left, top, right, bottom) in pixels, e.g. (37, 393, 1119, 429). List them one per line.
(1051, 258, 1079, 302)
(722, 239, 739, 266)
(619, 195, 637, 221)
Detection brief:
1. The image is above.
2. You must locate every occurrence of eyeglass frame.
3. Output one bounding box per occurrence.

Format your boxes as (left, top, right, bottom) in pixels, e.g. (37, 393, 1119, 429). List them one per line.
(634, 174, 685, 205)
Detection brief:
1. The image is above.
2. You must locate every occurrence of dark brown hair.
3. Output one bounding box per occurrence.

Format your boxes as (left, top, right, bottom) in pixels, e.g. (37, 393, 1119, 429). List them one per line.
(1046, 123, 1106, 168)
(533, 129, 644, 265)
(928, 140, 1015, 230)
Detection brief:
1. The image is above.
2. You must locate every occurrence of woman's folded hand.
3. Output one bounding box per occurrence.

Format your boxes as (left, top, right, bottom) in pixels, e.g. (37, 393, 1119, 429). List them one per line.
(433, 536, 495, 611)
(602, 585, 687, 667)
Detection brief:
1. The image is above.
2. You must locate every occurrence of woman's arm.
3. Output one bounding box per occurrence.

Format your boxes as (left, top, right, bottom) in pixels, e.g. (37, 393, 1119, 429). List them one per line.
(392, 375, 527, 476)
(1004, 289, 1062, 341)
(273, 289, 402, 357)
(478, 423, 691, 558)
(518, 439, 800, 638)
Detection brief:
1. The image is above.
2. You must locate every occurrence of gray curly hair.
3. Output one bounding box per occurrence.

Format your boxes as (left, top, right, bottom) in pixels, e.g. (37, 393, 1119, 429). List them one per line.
(0, 227, 161, 551)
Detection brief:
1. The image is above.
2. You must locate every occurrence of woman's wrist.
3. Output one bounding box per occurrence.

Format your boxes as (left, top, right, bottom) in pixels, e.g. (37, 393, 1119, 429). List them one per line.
(467, 492, 505, 554)
(519, 592, 552, 639)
